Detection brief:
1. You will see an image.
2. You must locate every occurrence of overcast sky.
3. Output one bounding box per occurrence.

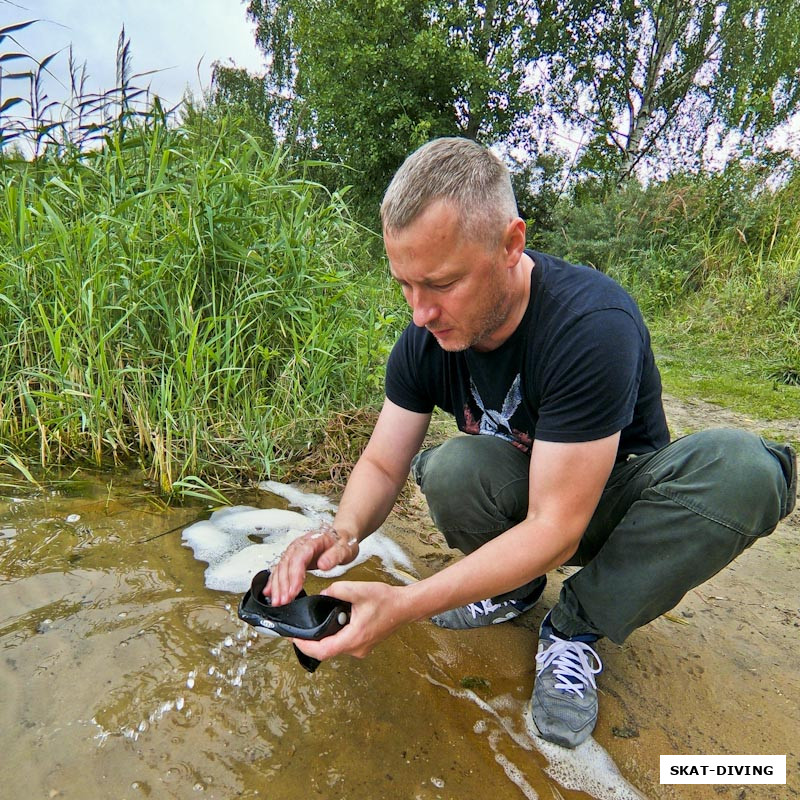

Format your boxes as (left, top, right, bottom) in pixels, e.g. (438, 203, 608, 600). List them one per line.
(2, 0, 265, 109)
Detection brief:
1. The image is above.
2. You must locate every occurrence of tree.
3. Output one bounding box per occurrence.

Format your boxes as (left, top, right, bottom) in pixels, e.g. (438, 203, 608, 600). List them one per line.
(509, 149, 568, 245)
(208, 62, 281, 143)
(237, 0, 799, 197)
(538, 0, 800, 181)
(244, 0, 545, 211)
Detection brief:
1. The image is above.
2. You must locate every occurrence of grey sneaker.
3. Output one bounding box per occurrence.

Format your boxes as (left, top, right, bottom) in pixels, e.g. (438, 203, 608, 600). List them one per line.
(531, 613, 602, 748)
(431, 576, 546, 629)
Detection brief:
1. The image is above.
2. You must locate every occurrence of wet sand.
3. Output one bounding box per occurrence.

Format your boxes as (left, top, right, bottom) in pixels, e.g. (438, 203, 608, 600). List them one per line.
(383, 393, 800, 799)
(387, 485, 799, 800)
(1, 394, 797, 799)
(0, 473, 641, 800)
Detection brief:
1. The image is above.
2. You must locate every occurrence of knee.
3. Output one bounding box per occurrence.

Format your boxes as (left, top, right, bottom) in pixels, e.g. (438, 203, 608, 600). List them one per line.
(414, 437, 490, 523)
(412, 435, 529, 536)
(660, 428, 791, 537)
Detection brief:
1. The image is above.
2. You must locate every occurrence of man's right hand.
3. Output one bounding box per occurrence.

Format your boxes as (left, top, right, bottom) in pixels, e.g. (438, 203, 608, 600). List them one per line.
(264, 400, 430, 607)
(264, 523, 360, 606)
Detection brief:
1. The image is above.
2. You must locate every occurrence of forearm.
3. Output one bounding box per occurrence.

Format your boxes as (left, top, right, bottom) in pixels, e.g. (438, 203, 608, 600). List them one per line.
(295, 518, 578, 663)
(297, 435, 617, 662)
(332, 452, 408, 543)
(394, 434, 617, 621)
(398, 517, 578, 622)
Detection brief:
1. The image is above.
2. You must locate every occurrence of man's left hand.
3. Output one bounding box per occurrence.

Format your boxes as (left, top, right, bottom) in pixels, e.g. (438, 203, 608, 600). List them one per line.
(291, 580, 412, 662)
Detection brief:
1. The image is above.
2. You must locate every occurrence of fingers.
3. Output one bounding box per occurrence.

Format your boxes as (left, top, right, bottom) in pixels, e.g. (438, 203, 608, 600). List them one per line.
(292, 630, 363, 663)
(265, 525, 359, 606)
(292, 581, 410, 663)
(316, 533, 360, 571)
(267, 532, 320, 605)
(291, 615, 370, 661)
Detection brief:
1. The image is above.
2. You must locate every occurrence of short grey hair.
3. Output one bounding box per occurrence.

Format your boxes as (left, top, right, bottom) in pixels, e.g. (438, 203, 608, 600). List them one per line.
(381, 137, 518, 246)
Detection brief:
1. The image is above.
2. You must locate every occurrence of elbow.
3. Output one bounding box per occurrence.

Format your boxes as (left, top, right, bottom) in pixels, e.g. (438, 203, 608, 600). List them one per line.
(524, 511, 583, 568)
(558, 538, 580, 566)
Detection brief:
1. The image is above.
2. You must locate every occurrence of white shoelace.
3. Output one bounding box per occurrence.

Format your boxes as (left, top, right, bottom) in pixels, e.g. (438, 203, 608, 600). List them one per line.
(535, 635, 603, 698)
(466, 597, 517, 619)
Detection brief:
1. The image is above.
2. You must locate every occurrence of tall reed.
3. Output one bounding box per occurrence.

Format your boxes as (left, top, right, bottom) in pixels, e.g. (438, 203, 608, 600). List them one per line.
(0, 113, 400, 492)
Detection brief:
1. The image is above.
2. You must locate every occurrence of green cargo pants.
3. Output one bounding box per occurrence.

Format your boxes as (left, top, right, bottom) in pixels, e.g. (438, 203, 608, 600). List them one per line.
(410, 428, 796, 643)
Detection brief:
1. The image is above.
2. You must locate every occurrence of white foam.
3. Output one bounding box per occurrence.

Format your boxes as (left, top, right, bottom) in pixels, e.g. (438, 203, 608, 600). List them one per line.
(421, 672, 647, 800)
(525, 716, 647, 800)
(259, 480, 337, 516)
(491, 742, 540, 800)
(182, 481, 415, 593)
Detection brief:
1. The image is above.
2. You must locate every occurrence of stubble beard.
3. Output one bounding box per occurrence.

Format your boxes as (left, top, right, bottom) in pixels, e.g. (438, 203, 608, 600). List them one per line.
(435, 282, 512, 353)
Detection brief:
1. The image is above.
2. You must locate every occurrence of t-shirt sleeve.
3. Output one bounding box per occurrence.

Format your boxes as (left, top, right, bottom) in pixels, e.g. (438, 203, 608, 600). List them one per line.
(534, 308, 644, 442)
(385, 325, 437, 414)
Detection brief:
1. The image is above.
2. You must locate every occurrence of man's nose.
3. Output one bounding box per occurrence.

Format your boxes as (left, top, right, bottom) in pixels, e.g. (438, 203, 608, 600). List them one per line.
(410, 288, 439, 327)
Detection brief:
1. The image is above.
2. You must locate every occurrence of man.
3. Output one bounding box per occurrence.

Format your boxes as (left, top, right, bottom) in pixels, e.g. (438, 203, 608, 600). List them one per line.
(266, 137, 796, 748)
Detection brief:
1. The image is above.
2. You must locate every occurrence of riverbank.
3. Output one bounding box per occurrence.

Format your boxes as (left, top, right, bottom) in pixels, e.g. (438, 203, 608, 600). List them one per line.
(377, 393, 799, 799)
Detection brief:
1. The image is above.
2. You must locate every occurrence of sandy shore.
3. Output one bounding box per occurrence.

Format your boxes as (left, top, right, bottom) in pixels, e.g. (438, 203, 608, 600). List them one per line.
(377, 394, 799, 799)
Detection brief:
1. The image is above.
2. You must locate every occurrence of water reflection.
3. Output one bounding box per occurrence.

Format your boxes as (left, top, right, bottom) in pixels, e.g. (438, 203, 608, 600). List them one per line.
(0, 469, 647, 800)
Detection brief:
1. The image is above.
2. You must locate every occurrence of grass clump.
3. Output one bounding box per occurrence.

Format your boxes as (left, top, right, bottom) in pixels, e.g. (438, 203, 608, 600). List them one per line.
(0, 113, 402, 493)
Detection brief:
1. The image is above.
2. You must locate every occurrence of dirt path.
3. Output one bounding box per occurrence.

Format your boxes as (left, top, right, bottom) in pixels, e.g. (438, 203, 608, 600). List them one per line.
(382, 393, 799, 800)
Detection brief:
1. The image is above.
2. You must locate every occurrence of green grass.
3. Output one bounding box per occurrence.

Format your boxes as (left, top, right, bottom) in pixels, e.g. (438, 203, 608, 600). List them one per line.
(639, 254, 799, 426)
(2, 98, 798, 496)
(0, 112, 404, 494)
(582, 171, 800, 429)
(651, 319, 800, 421)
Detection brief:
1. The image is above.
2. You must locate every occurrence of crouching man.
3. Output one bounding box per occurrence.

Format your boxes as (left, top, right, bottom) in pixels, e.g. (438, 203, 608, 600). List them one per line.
(265, 137, 796, 747)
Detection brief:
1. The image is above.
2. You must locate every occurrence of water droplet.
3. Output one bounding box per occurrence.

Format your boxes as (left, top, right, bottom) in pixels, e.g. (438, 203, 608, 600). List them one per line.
(223, 636, 234, 647)
(66, 514, 80, 523)
(186, 677, 195, 689)
(431, 777, 445, 789)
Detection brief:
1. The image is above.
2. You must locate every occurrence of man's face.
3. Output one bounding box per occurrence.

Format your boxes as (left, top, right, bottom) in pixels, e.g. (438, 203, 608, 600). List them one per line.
(384, 200, 517, 353)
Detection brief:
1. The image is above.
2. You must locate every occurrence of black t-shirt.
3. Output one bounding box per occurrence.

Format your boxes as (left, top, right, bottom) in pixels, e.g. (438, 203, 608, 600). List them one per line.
(385, 250, 669, 460)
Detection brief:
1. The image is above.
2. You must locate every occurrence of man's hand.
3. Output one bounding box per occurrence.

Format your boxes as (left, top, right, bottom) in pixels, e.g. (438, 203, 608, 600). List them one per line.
(265, 524, 360, 606)
(291, 580, 412, 662)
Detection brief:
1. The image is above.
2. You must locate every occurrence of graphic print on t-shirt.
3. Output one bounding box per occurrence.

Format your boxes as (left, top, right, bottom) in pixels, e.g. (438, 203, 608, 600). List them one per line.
(463, 374, 533, 453)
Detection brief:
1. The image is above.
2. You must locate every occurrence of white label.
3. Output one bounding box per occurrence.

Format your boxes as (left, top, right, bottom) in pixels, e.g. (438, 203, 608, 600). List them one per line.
(660, 755, 786, 784)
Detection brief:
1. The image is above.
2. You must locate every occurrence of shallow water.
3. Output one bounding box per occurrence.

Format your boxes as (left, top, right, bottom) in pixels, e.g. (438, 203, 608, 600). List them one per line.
(0, 470, 647, 800)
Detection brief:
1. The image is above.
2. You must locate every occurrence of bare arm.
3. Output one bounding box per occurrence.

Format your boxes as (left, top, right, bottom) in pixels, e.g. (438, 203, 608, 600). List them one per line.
(296, 432, 620, 659)
(399, 433, 620, 617)
(329, 399, 432, 552)
(267, 399, 431, 605)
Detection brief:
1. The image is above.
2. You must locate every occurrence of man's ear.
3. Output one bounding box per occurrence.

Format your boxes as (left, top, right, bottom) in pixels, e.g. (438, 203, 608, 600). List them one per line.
(503, 217, 527, 266)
